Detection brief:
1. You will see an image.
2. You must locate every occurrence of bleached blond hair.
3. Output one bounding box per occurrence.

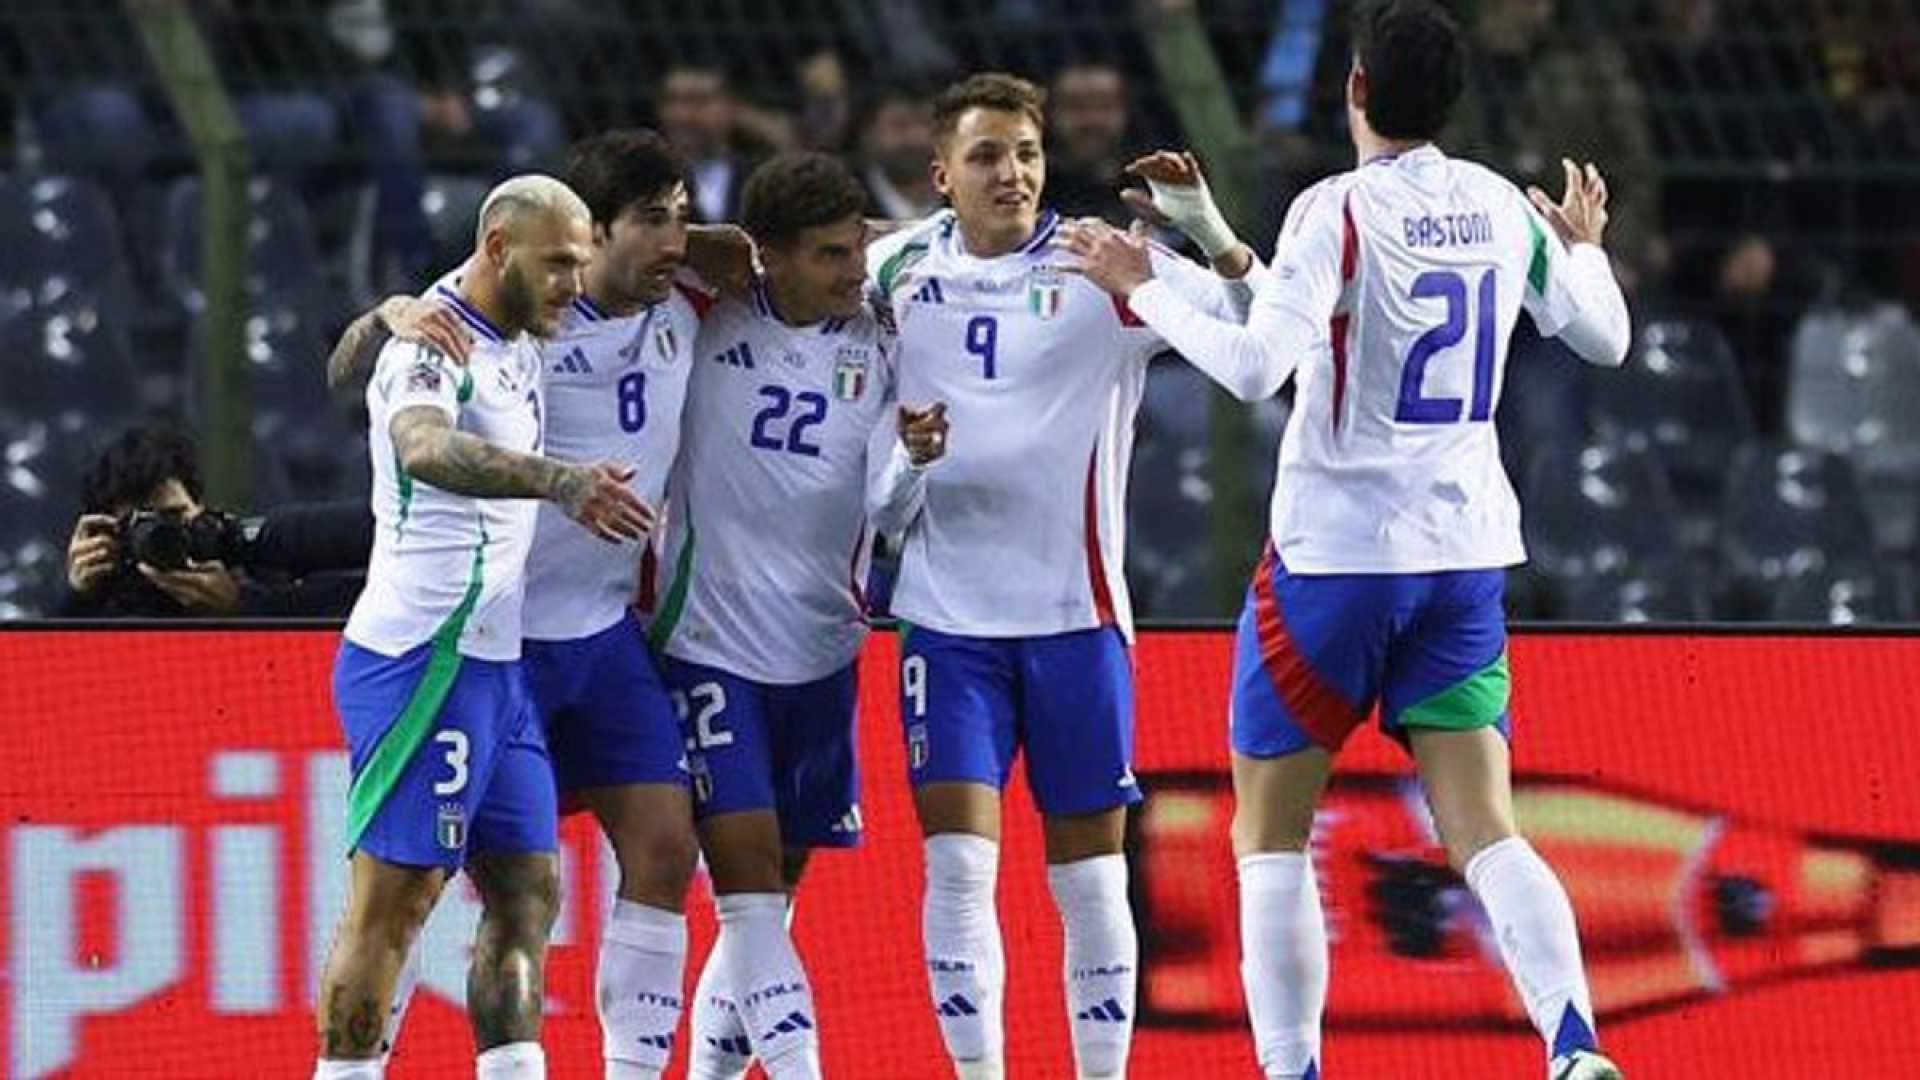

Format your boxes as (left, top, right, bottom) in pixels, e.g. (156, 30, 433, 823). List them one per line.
(474, 173, 591, 245)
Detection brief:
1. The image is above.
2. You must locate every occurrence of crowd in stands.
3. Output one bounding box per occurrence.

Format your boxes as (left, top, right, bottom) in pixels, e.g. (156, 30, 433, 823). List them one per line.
(2, 0, 1917, 621)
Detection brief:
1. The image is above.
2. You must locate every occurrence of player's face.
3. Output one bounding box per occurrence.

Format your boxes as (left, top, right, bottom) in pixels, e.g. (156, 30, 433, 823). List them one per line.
(599, 184, 690, 307)
(933, 106, 1045, 250)
(763, 214, 869, 324)
(498, 210, 593, 338)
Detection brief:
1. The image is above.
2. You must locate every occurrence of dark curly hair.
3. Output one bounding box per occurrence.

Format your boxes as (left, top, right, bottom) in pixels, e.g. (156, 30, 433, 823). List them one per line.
(740, 152, 869, 249)
(1352, 0, 1466, 141)
(80, 425, 201, 515)
(565, 128, 687, 229)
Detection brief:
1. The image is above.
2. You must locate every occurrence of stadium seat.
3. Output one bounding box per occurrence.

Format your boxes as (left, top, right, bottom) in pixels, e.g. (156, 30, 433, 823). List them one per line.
(0, 303, 138, 419)
(420, 173, 490, 274)
(1588, 318, 1754, 530)
(1785, 303, 1920, 552)
(0, 172, 136, 325)
(1497, 318, 1592, 482)
(1126, 435, 1215, 619)
(1522, 440, 1682, 587)
(1718, 441, 1877, 617)
(160, 176, 327, 315)
(1555, 565, 1711, 623)
(1769, 561, 1912, 624)
(187, 302, 335, 419)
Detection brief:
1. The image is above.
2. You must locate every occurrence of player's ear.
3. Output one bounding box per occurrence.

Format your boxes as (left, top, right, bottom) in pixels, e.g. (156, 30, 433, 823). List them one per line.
(481, 222, 511, 269)
(1348, 62, 1369, 113)
(929, 147, 952, 200)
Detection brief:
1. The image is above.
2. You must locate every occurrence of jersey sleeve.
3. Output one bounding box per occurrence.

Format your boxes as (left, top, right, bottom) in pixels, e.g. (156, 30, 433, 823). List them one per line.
(1125, 181, 1344, 401)
(864, 330, 933, 538)
(373, 339, 464, 422)
(1516, 193, 1631, 366)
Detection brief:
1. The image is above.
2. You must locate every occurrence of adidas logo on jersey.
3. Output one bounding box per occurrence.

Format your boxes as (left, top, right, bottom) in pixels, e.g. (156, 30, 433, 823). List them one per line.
(936, 993, 979, 1018)
(912, 278, 945, 305)
(1075, 997, 1129, 1023)
(551, 346, 592, 375)
(713, 342, 756, 368)
(829, 805, 863, 833)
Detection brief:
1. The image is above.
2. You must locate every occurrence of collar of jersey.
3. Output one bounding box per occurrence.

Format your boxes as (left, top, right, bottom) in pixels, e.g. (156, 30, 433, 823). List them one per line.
(1365, 143, 1443, 170)
(943, 208, 1059, 259)
(748, 274, 853, 335)
(572, 293, 612, 322)
(434, 284, 507, 344)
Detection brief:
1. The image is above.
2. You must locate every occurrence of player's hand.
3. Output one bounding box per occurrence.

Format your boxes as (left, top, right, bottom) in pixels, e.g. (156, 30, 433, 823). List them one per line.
(379, 295, 473, 364)
(553, 461, 656, 543)
(1121, 149, 1240, 258)
(1529, 158, 1610, 249)
(138, 559, 243, 614)
(685, 224, 757, 299)
(1060, 219, 1155, 298)
(898, 402, 949, 466)
(66, 514, 121, 593)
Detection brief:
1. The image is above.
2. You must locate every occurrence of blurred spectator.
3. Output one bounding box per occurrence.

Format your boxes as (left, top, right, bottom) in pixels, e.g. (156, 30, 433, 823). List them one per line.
(857, 81, 941, 220)
(1046, 60, 1135, 225)
(1446, 0, 1663, 291)
(658, 61, 781, 223)
(1256, 0, 1334, 132)
(796, 49, 856, 153)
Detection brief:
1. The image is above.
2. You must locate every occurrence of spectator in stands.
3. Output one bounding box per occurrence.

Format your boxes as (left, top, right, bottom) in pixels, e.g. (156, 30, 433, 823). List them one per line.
(1046, 60, 1135, 224)
(1447, 0, 1663, 292)
(856, 81, 942, 220)
(659, 60, 803, 222)
(796, 49, 857, 153)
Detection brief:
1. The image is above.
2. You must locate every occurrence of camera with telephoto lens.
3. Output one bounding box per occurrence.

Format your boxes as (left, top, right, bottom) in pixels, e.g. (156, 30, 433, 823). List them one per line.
(117, 509, 252, 572)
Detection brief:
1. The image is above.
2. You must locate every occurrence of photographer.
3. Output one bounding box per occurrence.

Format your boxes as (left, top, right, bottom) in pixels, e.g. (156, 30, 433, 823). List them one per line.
(63, 425, 375, 617)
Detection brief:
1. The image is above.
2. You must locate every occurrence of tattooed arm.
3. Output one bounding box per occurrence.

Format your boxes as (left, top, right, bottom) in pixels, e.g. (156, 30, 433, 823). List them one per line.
(389, 406, 656, 542)
(328, 296, 475, 391)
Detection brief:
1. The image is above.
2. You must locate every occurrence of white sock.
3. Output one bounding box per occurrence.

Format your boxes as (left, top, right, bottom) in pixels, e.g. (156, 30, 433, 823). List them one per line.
(314, 1059, 383, 1079)
(715, 892, 821, 1079)
(1463, 837, 1599, 1058)
(597, 899, 688, 1078)
(475, 1041, 546, 1079)
(954, 1059, 1006, 1080)
(923, 833, 1005, 1070)
(688, 937, 751, 1080)
(379, 939, 422, 1064)
(1047, 854, 1138, 1079)
(1237, 852, 1327, 1080)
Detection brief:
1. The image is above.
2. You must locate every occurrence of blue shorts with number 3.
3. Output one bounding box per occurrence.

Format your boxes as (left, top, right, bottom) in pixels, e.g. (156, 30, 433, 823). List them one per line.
(333, 639, 558, 869)
(898, 624, 1142, 816)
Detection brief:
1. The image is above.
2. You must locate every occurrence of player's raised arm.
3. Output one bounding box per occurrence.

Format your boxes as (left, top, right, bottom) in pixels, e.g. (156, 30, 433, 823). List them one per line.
(1065, 183, 1344, 402)
(325, 295, 474, 391)
(1522, 158, 1631, 368)
(1121, 149, 1266, 290)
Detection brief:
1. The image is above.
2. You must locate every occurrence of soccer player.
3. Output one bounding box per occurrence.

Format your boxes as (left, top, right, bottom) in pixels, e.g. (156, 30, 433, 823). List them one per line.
(648, 151, 949, 1080)
(328, 131, 715, 1080)
(316, 175, 653, 1080)
(1062, 3, 1631, 1078)
(864, 73, 1262, 1080)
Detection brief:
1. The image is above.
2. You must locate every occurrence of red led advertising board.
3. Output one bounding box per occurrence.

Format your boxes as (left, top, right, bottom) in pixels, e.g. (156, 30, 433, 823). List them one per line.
(2, 628, 1916, 1076)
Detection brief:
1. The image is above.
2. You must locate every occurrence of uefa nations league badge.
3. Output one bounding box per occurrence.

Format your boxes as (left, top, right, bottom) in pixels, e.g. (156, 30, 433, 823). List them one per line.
(833, 346, 870, 401)
(1028, 264, 1065, 320)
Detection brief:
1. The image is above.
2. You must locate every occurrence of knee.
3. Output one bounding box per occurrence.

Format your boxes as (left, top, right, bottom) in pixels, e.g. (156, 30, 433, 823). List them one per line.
(616, 820, 700, 899)
(483, 864, 561, 943)
(925, 832, 999, 909)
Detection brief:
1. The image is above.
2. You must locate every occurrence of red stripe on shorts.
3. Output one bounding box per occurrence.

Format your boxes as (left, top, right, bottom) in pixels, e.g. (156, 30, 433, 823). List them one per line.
(1252, 544, 1364, 749)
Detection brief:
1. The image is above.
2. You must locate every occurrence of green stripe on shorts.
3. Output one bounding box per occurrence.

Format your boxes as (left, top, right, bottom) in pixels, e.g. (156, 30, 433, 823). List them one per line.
(1399, 650, 1511, 731)
(344, 540, 485, 851)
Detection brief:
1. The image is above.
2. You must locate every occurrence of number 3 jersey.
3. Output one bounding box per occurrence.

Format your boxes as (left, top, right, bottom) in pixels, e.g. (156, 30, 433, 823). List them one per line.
(344, 293, 544, 662)
(1130, 146, 1627, 575)
(648, 282, 915, 684)
(522, 287, 704, 642)
(866, 210, 1256, 640)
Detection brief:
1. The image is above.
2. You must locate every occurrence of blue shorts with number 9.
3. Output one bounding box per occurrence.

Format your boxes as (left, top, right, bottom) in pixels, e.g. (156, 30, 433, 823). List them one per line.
(658, 657, 863, 848)
(333, 639, 558, 869)
(899, 624, 1142, 816)
(1230, 545, 1513, 759)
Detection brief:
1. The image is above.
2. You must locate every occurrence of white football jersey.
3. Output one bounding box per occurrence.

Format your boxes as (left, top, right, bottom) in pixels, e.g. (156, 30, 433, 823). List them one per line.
(521, 287, 705, 641)
(867, 209, 1254, 639)
(1236, 146, 1618, 573)
(344, 287, 544, 662)
(649, 281, 905, 683)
